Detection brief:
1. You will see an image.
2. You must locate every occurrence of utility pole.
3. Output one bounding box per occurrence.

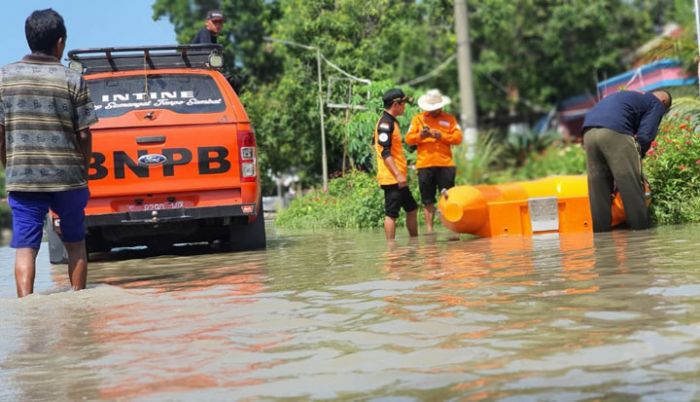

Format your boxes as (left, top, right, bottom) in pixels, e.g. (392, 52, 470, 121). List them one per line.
(316, 48, 329, 192)
(454, 0, 478, 159)
(263, 37, 329, 192)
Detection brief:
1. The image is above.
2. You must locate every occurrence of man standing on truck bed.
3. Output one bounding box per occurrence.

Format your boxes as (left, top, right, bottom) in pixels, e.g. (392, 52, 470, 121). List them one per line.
(374, 88, 418, 240)
(192, 10, 225, 44)
(0, 9, 98, 297)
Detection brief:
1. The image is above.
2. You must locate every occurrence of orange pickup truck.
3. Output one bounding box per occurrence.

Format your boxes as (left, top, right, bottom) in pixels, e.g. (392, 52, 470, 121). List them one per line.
(48, 45, 265, 263)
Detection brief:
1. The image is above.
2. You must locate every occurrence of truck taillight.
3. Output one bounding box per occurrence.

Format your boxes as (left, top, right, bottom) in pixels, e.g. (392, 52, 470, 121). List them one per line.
(237, 130, 257, 182)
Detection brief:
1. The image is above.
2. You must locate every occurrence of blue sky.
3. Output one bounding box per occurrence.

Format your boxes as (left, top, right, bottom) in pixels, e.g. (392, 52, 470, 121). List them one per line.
(0, 1, 177, 66)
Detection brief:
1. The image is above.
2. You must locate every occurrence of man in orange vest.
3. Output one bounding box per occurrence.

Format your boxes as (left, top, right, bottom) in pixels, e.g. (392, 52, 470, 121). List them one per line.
(406, 89, 463, 233)
(374, 88, 418, 240)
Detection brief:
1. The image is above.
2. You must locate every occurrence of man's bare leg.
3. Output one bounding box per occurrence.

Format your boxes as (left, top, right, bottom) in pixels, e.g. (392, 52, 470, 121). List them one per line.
(423, 204, 435, 234)
(384, 216, 397, 240)
(406, 209, 418, 237)
(15, 248, 38, 298)
(65, 240, 88, 290)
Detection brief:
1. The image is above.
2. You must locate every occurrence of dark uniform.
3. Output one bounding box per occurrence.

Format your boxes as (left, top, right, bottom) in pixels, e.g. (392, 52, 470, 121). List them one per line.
(192, 28, 217, 44)
(374, 111, 417, 218)
(582, 90, 668, 232)
(192, 10, 224, 44)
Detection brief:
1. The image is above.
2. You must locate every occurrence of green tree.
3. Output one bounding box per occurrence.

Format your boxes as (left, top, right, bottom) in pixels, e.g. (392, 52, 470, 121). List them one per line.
(153, 0, 282, 82)
(258, 0, 459, 186)
(151, 0, 679, 189)
(468, 0, 664, 117)
(152, 0, 456, 188)
(635, 0, 698, 71)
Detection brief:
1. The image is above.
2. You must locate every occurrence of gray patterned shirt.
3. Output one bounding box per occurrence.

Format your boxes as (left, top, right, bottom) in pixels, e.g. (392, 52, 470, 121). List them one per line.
(0, 54, 98, 192)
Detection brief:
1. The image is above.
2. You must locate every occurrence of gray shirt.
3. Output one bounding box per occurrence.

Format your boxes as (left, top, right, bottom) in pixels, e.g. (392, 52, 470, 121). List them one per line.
(0, 54, 98, 192)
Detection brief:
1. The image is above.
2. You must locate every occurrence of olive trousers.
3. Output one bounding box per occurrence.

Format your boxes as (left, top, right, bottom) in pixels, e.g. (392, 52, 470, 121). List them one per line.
(583, 127, 649, 232)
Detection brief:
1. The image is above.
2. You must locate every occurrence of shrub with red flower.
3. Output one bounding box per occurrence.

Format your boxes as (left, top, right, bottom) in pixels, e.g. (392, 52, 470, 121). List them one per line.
(645, 113, 700, 224)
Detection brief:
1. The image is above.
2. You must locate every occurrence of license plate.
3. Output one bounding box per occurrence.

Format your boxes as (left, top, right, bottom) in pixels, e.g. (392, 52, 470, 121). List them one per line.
(126, 200, 190, 212)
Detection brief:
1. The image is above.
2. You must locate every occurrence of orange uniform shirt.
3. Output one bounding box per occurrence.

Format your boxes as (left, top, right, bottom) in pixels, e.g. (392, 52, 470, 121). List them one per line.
(405, 111, 462, 168)
(374, 111, 408, 186)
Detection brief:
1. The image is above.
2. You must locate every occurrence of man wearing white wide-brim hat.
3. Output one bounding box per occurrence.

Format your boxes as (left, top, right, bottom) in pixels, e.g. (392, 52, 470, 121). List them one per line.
(406, 89, 463, 234)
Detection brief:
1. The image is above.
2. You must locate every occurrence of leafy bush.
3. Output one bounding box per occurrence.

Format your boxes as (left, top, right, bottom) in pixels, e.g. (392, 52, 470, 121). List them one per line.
(665, 96, 700, 128)
(453, 131, 504, 185)
(338, 80, 421, 171)
(276, 170, 421, 229)
(508, 142, 587, 180)
(277, 99, 700, 230)
(453, 129, 585, 185)
(645, 110, 700, 224)
(500, 130, 558, 168)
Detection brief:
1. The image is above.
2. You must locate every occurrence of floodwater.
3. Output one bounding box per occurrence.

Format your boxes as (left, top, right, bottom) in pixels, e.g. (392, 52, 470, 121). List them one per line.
(1, 224, 699, 401)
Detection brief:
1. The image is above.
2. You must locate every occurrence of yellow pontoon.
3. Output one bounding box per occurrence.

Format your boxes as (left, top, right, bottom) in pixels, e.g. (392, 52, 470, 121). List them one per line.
(437, 175, 635, 237)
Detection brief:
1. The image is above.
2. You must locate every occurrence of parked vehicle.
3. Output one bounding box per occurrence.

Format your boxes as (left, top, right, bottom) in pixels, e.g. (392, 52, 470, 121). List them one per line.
(49, 44, 265, 263)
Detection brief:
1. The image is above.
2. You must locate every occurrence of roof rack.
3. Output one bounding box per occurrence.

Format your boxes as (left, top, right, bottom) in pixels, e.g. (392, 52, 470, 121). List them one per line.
(67, 44, 224, 74)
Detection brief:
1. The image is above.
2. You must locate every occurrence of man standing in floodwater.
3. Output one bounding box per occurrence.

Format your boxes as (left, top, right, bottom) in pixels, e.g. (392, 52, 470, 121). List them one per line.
(0, 9, 98, 297)
(582, 89, 671, 232)
(373, 88, 418, 240)
(406, 89, 463, 234)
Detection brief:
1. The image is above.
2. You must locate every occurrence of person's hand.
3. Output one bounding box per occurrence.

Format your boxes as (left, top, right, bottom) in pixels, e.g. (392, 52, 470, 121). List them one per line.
(431, 130, 441, 140)
(420, 126, 430, 139)
(396, 174, 407, 188)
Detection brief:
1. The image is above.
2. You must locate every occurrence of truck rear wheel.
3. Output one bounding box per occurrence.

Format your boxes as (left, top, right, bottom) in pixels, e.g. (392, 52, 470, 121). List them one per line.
(226, 203, 266, 251)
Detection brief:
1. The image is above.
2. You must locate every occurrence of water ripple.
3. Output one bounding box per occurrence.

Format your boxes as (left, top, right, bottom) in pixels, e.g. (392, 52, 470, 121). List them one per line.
(1, 225, 699, 400)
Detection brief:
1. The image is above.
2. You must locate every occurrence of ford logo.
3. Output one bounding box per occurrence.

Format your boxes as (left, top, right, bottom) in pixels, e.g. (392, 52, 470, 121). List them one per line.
(138, 153, 168, 167)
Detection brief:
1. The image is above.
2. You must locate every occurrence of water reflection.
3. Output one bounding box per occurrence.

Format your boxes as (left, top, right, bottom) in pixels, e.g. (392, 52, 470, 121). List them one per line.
(1, 294, 104, 401)
(0, 226, 699, 400)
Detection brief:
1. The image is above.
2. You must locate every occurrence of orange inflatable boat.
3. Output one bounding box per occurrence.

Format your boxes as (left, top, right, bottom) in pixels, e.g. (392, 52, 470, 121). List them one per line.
(437, 175, 643, 237)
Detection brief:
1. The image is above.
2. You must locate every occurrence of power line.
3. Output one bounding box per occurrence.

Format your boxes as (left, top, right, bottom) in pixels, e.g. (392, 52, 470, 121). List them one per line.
(268, 36, 468, 91)
(319, 54, 371, 84)
(400, 53, 457, 86)
(264, 36, 329, 191)
(268, 36, 546, 113)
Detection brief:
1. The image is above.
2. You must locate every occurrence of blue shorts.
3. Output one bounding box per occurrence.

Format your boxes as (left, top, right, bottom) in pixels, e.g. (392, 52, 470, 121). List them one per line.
(8, 188, 90, 249)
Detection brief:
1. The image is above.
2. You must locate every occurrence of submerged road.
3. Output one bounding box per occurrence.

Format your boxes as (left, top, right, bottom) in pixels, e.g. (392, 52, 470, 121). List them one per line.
(1, 225, 699, 400)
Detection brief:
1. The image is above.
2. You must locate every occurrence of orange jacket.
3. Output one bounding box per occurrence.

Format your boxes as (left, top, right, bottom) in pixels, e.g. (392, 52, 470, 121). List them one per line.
(374, 111, 408, 185)
(405, 111, 462, 168)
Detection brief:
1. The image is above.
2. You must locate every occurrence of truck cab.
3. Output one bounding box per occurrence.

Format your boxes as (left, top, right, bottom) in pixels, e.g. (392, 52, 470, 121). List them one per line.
(49, 44, 265, 263)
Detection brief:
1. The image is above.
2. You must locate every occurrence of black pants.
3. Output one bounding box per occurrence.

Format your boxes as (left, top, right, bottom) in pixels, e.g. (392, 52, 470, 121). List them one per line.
(381, 184, 418, 218)
(584, 128, 648, 232)
(417, 166, 456, 205)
